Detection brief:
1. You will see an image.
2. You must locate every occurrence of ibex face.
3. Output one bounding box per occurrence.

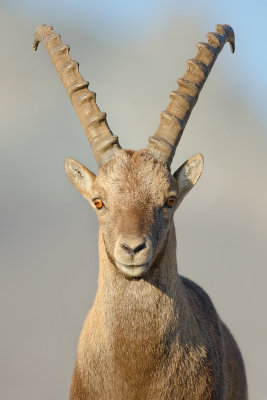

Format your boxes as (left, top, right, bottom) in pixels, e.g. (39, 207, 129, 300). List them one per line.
(33, 24, 234, 279)
(65, 150, 203, 278)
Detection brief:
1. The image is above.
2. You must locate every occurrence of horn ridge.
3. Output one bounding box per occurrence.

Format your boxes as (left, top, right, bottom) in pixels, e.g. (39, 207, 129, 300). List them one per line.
(33, 24, 120, 167)
(147, 24, 235, 166)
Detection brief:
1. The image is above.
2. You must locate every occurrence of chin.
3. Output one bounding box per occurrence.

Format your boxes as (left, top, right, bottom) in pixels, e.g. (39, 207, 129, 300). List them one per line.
(115, 261, 151, 279)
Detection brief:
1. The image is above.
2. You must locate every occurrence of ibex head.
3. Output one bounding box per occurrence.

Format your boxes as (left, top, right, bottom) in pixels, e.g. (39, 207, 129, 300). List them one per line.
(34, 24, 234, 278)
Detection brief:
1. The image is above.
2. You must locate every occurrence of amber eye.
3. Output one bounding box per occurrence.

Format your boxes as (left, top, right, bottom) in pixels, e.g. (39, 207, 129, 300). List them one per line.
(165, 196, 176, 208)
(93, 199, 103, 209)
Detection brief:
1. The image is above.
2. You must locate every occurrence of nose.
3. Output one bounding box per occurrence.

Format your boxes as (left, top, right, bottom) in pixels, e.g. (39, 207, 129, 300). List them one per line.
(121, 239, 147, 256)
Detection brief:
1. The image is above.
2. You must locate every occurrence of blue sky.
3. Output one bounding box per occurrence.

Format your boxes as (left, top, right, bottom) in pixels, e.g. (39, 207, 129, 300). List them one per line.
(3, 0, 267, 123)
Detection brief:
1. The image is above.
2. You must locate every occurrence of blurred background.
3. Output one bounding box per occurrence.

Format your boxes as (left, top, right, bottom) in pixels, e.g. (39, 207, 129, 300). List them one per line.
(1, 1, 266, 399)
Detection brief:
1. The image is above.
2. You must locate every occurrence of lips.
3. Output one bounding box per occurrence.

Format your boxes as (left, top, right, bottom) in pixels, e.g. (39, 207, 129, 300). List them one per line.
(115, 261, 150, 278)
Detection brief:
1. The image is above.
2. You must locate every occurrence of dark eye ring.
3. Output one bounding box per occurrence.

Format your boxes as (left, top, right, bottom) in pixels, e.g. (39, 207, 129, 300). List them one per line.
(165, 196, 176, 208)
(93, 199, 103, 210)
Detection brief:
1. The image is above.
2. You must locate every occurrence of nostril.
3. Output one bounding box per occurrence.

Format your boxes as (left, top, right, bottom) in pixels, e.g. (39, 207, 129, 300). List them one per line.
(133, 242, 146, 254)
(121, 243, 132, 254)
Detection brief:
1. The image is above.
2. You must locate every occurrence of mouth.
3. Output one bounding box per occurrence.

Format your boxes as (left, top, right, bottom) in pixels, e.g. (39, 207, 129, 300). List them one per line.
(115, 261, 150, 278)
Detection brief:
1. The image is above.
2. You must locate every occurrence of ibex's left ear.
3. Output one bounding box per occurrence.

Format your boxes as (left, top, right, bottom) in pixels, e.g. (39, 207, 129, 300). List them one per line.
(65, 158, 96, 201)
(173, 154, 204, 203)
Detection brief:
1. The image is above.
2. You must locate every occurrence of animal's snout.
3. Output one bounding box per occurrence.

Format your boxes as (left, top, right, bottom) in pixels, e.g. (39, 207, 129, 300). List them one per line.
(114, 235, 153, 277)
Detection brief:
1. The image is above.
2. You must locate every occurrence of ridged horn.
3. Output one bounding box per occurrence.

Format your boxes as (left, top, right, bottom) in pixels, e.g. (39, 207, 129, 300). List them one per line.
(33, 25, 120, 167)
(147, 24, 235, 166)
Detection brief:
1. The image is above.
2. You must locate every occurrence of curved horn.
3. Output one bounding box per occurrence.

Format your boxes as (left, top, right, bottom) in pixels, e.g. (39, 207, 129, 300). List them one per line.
(147, 24, 235, 166)
(33, 25, 120, 167)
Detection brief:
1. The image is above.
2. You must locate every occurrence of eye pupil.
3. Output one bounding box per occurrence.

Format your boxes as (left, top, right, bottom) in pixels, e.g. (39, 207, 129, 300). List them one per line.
(166, 197, 176, 208)
(94, 199, 103, 209)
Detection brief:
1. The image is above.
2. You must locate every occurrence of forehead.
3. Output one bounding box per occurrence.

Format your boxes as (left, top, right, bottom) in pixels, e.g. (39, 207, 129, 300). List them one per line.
(95, 150, 175, 200)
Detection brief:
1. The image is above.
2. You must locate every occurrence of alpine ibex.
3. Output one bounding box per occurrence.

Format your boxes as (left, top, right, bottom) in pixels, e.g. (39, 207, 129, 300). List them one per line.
(34, 24, 247, 399)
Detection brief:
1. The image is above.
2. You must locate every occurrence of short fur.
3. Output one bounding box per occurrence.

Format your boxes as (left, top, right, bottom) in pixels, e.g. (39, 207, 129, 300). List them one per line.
(67, 150, 247, 400)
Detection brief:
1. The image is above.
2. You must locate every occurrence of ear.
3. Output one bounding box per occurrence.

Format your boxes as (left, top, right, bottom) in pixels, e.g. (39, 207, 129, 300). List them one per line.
(173, 153, 204, 203)
(65, 158, 96, 201)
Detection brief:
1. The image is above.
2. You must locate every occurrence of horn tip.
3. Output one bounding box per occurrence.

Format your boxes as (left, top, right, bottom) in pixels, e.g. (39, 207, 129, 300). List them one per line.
(216, 24, 235, 53)
(33, 38, 39, 51)
(230, 38, 235, 54)
(33, 24, 53, 51)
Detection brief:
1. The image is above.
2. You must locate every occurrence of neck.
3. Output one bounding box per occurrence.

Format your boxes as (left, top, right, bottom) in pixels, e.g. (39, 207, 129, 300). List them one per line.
(94, 223, 188, 366)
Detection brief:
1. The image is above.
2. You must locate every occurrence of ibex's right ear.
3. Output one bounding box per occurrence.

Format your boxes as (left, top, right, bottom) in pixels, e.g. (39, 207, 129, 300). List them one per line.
(65, 158, 96, 201)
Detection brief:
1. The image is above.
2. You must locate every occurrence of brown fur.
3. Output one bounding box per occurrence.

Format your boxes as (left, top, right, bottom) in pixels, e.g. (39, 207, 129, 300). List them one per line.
(65, 150, 247, 399)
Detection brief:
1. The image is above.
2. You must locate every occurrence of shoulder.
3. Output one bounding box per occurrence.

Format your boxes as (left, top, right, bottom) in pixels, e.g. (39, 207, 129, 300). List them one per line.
(180, 275, 220, 326)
